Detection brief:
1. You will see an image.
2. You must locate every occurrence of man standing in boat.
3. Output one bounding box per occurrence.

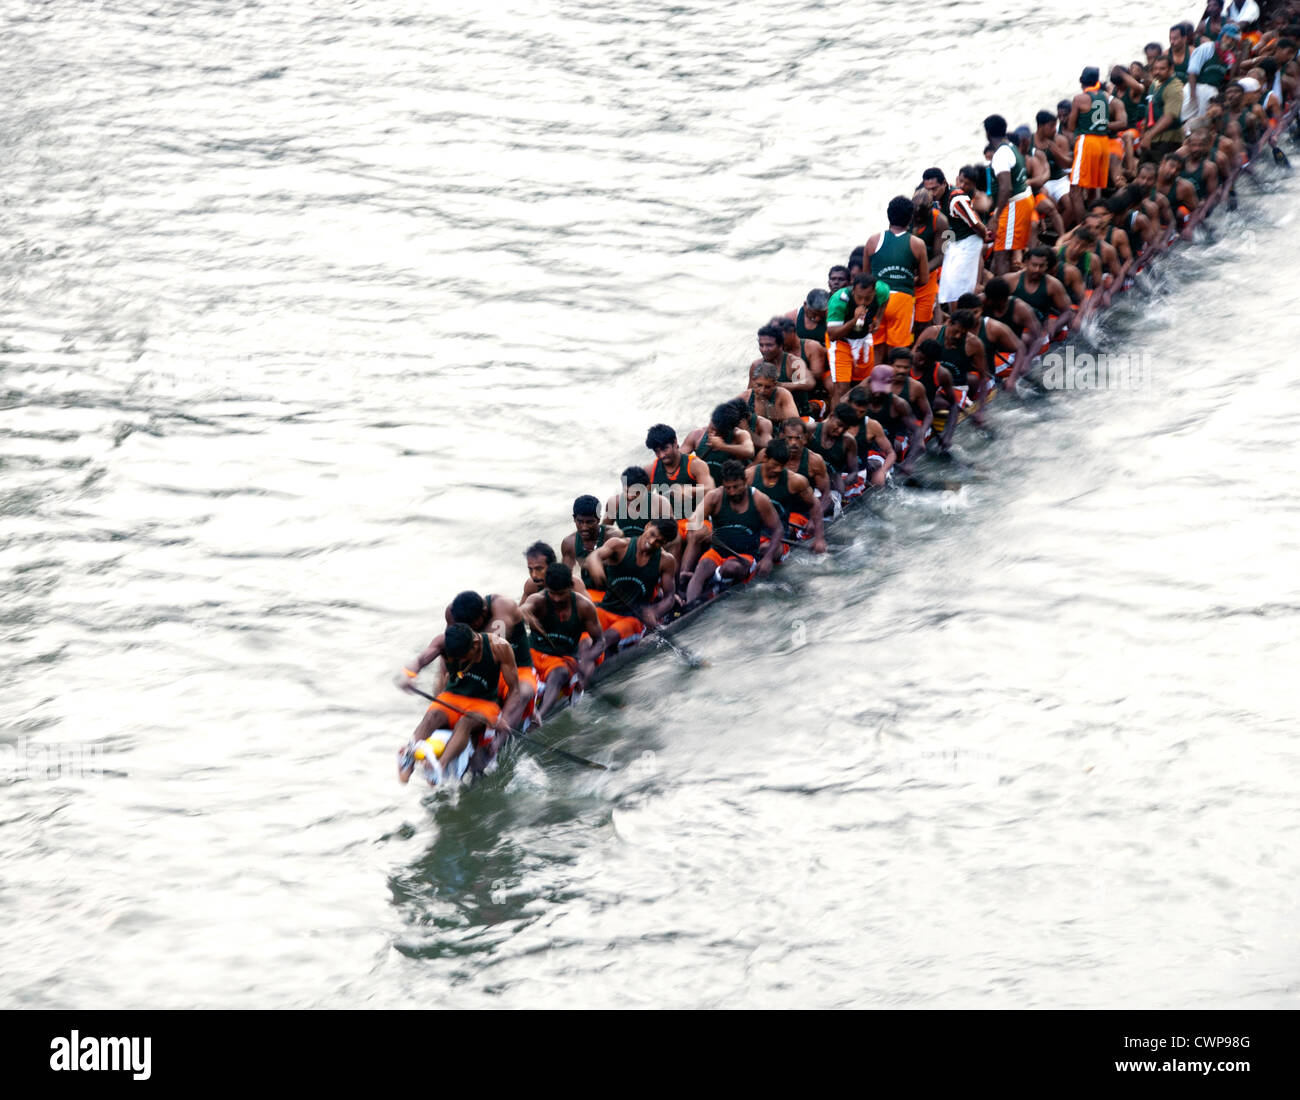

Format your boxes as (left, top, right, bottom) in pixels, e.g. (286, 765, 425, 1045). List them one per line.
(865, 196, 928, 365)
(520, 564, 606, 720)
(931, 164, 989, 311)
(824, 273, 886, 408)
(985, 114, 1035, 276)
(678, 460, 785, 603)
(1067, 67, 1125, 204)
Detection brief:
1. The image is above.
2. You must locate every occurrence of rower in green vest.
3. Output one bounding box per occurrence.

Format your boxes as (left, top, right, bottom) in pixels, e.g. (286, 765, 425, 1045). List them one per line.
(677, 460, 785, 603)
(561, 495, 609, 595)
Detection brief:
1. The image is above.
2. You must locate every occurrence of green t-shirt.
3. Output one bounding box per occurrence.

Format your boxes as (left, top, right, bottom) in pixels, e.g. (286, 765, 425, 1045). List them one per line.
(826, 286, 854, 325)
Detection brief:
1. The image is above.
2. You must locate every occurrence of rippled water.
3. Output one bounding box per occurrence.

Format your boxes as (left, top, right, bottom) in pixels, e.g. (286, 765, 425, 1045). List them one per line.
(3, 0, 1297, 1008)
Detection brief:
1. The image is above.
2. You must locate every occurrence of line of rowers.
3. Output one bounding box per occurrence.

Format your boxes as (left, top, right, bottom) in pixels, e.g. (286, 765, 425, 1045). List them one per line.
(396, 11, 1298, 784)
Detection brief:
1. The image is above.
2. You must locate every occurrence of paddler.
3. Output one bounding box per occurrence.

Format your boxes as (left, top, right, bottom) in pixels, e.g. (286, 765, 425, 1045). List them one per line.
(887, 348, 934, 471)
(807, 403, 864, 502)
(585, 518, 680, 642)
(737, 361, 801, 450)
(774, 316, 830, 418)
(520, 564, 605, 719)
(749, 322, 816, 418)
(865, 195, 929, 363)
(397, 623, 518, 784)
(684, 401, 757, 483)
(910, 339, 961, 454)
(917, 308, 989, 423)
(522, 540, 559, 600)
(764, 418, 834, 519)
(746, 438, 826, 553)
(678, 460, 784, 603)
(848, 369, 912, 485)
(605, 466, 677, 545)
(1009, 247, 1073, 325)
(561, 495, 613, 600)
(644, 423, 715, 548)
(445, 589, 537, 732)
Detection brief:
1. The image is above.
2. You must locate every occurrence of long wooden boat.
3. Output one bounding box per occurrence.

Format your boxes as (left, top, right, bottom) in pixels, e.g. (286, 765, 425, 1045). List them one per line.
(413, 103, 1298, 790)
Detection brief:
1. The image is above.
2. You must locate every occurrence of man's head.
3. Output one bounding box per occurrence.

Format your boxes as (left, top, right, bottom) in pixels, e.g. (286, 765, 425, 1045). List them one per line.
(622, 465, 649, 491)
(868, 364, 895, 396)
(1144, 41, 1163, 63)
(956, 163, 983, 194)
(780, 417, 807, 455)
(640, 517, 677, 552)
(450, 590, 487, 628)
(887, 194, 915, 228)
(444, 622, 478, 663)
(572, 494, 601, 542)
(525, 541, 556, 587)
(720, 459, 748, 503)
(956, 291, 983, 320)
(752, 361, 779, 399)
(921, 167, 947, 203)
(1151, 53, 1172, 81)
(543, 562, 574, 606)
(761, 437, 790, 477)
(645, 423, 679, 464)
(828, 265, 850, 293)
(1035, 108, 1057, 132)
(804, 287, 831, 324)
(1025, 246, 1052, 277)
(914, 338, 944, 369)
(1085, 200, 1111, 232)
(887, 347, 912, 382)
(983, 277, 1011, 310)
(823, 403, 859, 441)
(1136, 160, 1158, 188)
(757, 322, 783, 362)
(1169, 22, 1187, 48)
(1080, 65, 1101, 88)
(1159, 151, 1186, 178)
(949, 309, 976, 337)
(983, 114, 1008, 142)
(710, 401, 742, 437)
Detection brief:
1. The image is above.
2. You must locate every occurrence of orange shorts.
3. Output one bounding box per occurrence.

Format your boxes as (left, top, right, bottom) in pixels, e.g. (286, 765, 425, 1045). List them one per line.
(1070, 133, 1110, 188)
(584, 588, 605, 604)
(677, 516, 711, 542)
(914, 268, 940, 324)
(595, 603, 645, 642)
(530, 650, 579, 693)
(427, 691, 500, 728)
(995, 194, 1034, 252)
(880, 291, 915, 348)
(827, 336, 873, 384)
(699, 547, 757, 579)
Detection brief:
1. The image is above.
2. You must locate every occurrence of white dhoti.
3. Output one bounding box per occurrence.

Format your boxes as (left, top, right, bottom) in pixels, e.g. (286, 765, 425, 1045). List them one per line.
(1180, 82, 1217, 124)
(1043, 176, 1070, 203)
(938, 234, 983, 303)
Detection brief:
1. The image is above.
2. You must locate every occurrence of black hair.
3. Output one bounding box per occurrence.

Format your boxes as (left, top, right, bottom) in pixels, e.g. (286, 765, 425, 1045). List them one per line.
(983, 114, 1008, 139)
(983, 277, 1010, 305)
(917, 338, 945, 362)
(544, 563, 573, 592)
(827, 266, 849, 284)
(1027, 245, 1054, 262)
(956, 292, 982, 310)
(1035, 109, 1056, 126)
(951, 309, 976, 330)
(888, 347, 912, 363)
(847, 385, 869, 403)
(887, 195, 915, 226)
(853, 272, 876, 290)
(621, 465, 649, 488)
(773, 316, 797, 336)
(756, 322, 783, 344)
(645, 423, 677, 450)
(832, 403, 861, 426)
(1080, 66, 1100, 86)
(573, 494, 600, 518)
(651, 517, 678, 541)
(921, 166, 946, 183)
(711, 402, 742, 434)
(720, 459, 747, 483)
(525, 541, 556, 563)
(449, 590, 485, 625)
(765, 438, 790, 464)
(444, 622, 475, 659)
(847, 245, 865, 269)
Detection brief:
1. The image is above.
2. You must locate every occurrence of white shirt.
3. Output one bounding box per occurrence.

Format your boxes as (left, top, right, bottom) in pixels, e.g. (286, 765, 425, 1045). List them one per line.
(1224, 0, 1260, 25)
(990, 143, 1031, 200)
(1187, 41, 1217, 77)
